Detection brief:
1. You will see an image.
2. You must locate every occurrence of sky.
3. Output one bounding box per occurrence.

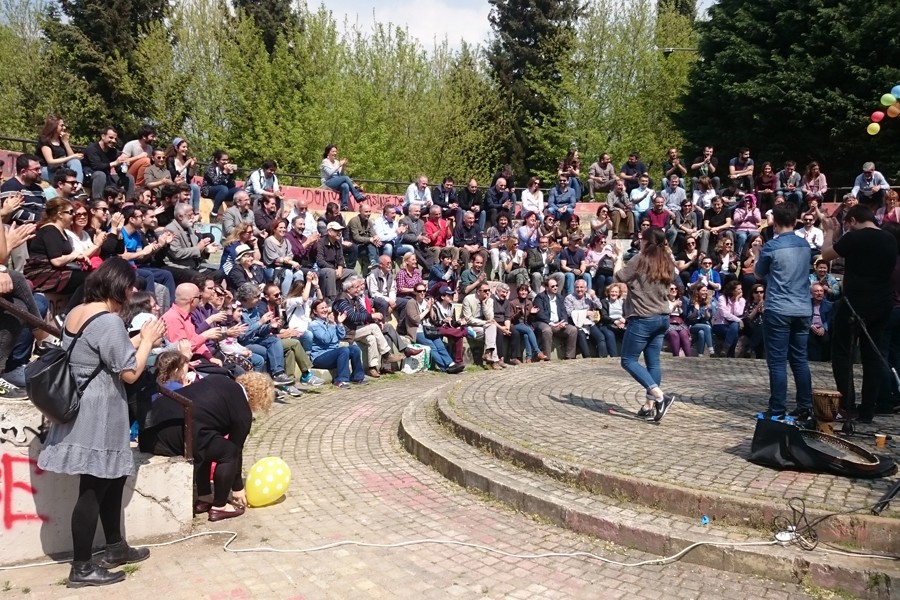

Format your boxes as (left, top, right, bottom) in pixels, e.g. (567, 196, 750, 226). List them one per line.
(308, 0, 717, 51)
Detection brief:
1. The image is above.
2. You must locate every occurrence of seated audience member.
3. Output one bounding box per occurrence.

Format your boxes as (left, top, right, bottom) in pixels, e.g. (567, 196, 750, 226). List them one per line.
(165, 138, 200, 211)
(736, 282, 766, 359)
(674, 198, 708, 255)
(116, 204, 176, 301)
(222, 191, 258, 237)
(394, 251, 423, 319)
(558, 149, 583, 199)
(532, 277, 578, 360)
(83, 127, 134, 199)
(400, 203, 431, 268)
(1, 154, 49, 229)
(501, 236, 530, 288)
(24, 198, 90, 295)
(728, 147, 755, 193)
(348, 203, 380, 271)
(263, 219, 303, 296)
(527, 235, 565, 294)
(164, 203, 217, 283)
(808, 259, 841, 301)
(316, 202, 355, 266)
(284, 274, 322, 347)
(807, 282, 833, 362)
(692, 175, 717, 210)
(432, 176, 459, 220)
(739, 235, 764, 296)
(320, 145, 365, 210)
(424, 204, 456, 266)
(190, 276, 256, 369)
(459, 252, 488, 297)
(458, 179, 486, 230)
(202, 149, 240, 220)
(431, 285, 470, 365)
(851, 161, 889, 210)
(403, 175, 432, 215)
(485, 177, 516, 227)
(509, 283, 544, 362)
(662, 148, 687, 189)
(690, 146, 720, 192)
(775, 160, 803, 207)
(486, 212, 514, 281)
(520, 177, 545, 216)
(453, 210, 485, 268)
(405, 282, 464, 373)
(643, 194, 675, 246)
(598, 282, 626, 357)
(606, 179, 635, 237)
(120, 124, 156, 188)
(232, 283, 298, 388)
(711, 280, 744, 357)
(565, 278, 606, 358)
(795, 211, 824, 260)
(686, 284, 716, 356)
(162, 282, 225, 363)
(674, 234, 702, 286)
(590, 204, 613, 238)
(227, 243, 266, 292)
(665, 283, 691, 357)
(36, 114, 84, 184)
(427, 248, 459, 296)
(373, 204, 413, 260)
(143, 149, 173, 193)
(518, 210, 540, 251)
(629, 175, 654, 227)
(245, 159, 283, 210)
(220, 222, 260, 276)
(307, 298, 367, 389)
(540, 213, 562, 245)
(260, 284, 323, 386)
(732, 195, 761, 256)
(558, 234, 590, 296)
(462, 281, 503, 368)
(139, 350, 193, 456)
(711, 237, 739, 286)
(801, 161, 827, 206)
(876, 189, 900, 226)
(317, 221, 357, 301)
(661, 173, 686, 213)
(703, 196, 734, 249)
(254, 196, 281, 238)
(332, 276, 403, 378)
(548, 173, 578, 224)
(366, 254, 397, 317)
(754, 162, 778, 213)
(619, 152, 649, 194)
(588, 153, 616, 200)
(585, 233, 617, 296)
(64, 199, 102, 266)
(285, 216, 318, 270)
(689, 255, 723, 296)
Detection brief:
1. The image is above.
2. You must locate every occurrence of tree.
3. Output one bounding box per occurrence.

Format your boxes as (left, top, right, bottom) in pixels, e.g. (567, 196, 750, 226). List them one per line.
(485, 0, 584, 179)
(41, 0, 168, 137)
(675, 0, 900, 187)
(233, 0, 299, 55)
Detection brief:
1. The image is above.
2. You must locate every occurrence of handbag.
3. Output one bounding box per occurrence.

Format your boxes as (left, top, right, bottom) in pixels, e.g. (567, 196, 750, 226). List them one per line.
(25, 311, 108, 424)
(422, 323, 442, 339)
(597, 255, 615, 276)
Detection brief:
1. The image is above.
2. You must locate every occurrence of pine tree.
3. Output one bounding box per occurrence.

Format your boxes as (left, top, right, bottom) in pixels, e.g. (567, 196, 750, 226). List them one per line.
(485, 0, 584, 179)
(233, 0, 299, 55)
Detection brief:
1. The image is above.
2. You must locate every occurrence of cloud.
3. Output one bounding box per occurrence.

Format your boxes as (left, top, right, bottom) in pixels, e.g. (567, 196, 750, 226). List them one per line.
(310, 0, 492, 51)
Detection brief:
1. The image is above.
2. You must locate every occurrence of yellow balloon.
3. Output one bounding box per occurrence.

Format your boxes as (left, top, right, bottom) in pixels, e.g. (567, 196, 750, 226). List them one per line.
(245, 457, 292, 507)
(867, 123, 881, 135)
(888, 103, 900, 118)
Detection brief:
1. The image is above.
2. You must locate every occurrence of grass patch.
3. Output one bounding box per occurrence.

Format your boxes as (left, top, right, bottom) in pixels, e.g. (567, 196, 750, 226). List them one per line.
(121, 564, 141, 575)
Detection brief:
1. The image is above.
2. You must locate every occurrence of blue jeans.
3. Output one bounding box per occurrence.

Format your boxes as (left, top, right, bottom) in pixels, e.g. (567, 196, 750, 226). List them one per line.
(415, 332, 453, 370)
(780, 190, 803, 208)
(763, 311, 812, 415)
(598, 325, 620, 357)
(135, 267, 176, 303)
(42, 158, 84, 184)
(382, 242, 414, 259)
(312, 345, 364, 383)
(734, 230, 757, 257)
(324, 175, 365, 210)
(246, 335, 286, 375)
(189, 183, 201, 212)
(513, 323, 540, 358)
(208, 184, 240, 215)
(712, 321, 740, 356)
(562, 272, 592, 296)
(690, 323, 712, 354)
(620, 315, 668, 391)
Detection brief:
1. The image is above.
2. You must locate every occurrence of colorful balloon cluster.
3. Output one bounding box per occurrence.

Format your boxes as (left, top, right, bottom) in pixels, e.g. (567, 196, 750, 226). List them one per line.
(246, 456, 292, 507)
(868, 85, 900, 135)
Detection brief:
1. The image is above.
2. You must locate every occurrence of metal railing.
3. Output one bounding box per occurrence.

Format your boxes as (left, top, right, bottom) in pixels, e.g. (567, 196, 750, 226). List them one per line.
(0, 296, 194, 460)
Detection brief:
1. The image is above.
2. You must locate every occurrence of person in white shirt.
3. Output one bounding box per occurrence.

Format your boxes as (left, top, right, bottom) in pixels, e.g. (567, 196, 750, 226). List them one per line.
(403, 176, 432, 214)
(520, 176, 545, 217)
(372, 205, 414, 259)
(120, 124, 156, 187)
(245, 159, 283, 210)
(795, 213, 823, 260)
(285, 200, 317, 237)
(629, 175, 655, 227)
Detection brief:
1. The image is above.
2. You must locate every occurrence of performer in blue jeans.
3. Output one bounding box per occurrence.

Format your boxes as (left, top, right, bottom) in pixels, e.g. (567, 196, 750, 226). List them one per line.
(754, 202, 812, 419)
(614, 227, 676, 422)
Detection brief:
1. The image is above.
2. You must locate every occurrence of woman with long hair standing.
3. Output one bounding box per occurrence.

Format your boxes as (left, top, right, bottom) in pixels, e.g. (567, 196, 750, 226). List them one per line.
(614, 226, 676, 421)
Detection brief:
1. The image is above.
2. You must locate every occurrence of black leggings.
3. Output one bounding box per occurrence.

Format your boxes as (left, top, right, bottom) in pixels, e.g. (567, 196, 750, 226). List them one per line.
(194, 436, 242, 507)
(71, 475, 127, 562)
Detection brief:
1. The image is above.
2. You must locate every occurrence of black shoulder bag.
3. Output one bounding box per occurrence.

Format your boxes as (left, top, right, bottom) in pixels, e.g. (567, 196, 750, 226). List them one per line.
(25, 311, 108, 424)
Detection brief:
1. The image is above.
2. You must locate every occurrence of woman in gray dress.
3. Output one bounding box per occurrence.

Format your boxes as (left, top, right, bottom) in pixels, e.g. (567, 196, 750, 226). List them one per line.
(38, 258, 166, 588)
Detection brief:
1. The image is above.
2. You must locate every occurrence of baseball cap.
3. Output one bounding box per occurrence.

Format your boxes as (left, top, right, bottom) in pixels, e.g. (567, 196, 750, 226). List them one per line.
(438, 286, 453, 296)
(326, 222, 345, 231)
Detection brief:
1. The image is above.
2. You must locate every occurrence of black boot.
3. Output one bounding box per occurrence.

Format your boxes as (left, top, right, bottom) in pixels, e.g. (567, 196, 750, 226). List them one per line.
(67, 560, 126, 588)
(98, 540, 150, 569)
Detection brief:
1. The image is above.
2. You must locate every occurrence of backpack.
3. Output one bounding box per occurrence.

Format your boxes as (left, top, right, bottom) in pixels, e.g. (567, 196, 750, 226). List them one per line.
(25, 311, 107, 424)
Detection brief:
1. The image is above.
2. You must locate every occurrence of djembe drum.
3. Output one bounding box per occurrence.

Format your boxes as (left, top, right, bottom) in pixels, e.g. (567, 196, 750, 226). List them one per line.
(812, 389, 842, 434)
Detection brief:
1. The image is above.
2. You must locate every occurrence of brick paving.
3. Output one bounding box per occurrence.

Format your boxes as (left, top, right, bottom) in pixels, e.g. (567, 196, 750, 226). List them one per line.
(0, 371, 817, 599)
(449, 358, 900, 516)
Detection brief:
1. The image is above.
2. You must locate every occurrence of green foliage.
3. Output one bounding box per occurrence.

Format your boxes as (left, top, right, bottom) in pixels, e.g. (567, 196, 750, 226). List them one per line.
(233, 0, 299, 55)
(676, 0, 900, 186)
